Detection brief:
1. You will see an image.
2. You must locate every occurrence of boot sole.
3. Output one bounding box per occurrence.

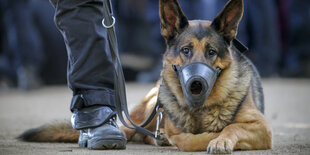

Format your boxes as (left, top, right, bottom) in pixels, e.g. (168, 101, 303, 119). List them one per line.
(78, 139, 88, 148)
(87, 138, 126, 150)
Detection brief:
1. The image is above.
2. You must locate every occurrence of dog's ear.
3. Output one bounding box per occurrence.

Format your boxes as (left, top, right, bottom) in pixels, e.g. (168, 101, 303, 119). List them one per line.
(159, 0, 188, 42)
(211, 0, 243, 43)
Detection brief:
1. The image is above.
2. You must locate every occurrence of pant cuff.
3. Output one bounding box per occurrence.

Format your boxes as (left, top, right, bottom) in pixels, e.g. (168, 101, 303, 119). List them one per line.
(71, 106, 116, 130)
(70, 89, 116, 112)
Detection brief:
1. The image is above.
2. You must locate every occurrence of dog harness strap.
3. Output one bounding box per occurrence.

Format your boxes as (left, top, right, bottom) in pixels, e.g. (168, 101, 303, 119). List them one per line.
(102, 0, 161, 139)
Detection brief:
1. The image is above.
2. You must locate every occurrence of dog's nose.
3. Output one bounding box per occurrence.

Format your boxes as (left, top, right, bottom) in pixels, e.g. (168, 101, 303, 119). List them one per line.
(190, 81, 203, 95)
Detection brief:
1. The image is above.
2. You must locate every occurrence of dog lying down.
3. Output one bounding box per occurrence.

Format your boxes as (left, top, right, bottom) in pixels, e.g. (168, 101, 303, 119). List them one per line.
(18, 0, 272, 153)
(120, 0, 272, 153)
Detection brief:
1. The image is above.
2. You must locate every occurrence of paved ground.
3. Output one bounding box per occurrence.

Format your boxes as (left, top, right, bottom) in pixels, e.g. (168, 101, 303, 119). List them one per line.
(0, 79, 310, 154)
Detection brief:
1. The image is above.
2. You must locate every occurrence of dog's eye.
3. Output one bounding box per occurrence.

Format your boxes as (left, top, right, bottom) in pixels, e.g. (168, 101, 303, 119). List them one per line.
(208, 49, 217, 56)
(181, 47, 191, 57)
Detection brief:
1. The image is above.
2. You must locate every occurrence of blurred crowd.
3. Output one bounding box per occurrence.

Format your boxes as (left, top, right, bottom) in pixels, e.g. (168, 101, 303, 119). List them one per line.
(0, 0, 309, 90)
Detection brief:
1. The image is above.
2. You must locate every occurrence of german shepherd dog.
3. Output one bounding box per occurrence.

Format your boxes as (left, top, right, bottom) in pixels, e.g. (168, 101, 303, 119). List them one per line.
(19, 0, 272, 153)
(120, 0, 272, 153)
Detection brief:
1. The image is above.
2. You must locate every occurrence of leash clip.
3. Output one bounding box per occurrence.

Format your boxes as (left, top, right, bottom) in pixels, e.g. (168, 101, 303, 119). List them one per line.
(102, 16, 115, 28)
(154, 111, 163, 139)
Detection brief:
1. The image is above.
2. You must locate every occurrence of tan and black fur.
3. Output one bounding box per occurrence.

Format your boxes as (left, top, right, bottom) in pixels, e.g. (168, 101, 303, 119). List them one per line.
(121, 0, 272, 153)
(19, 0, 272, 153)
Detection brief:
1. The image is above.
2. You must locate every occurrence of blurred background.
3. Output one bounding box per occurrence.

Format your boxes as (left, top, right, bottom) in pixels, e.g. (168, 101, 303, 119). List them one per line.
(1, 1, 309, 153)
(0, 0, 309, 91)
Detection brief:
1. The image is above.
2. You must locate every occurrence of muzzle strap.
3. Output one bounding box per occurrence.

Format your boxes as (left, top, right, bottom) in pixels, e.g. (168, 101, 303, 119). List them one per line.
(172, 65, 222, 78)
(172, 65, 180, 77)
(233, 38, 248, 53)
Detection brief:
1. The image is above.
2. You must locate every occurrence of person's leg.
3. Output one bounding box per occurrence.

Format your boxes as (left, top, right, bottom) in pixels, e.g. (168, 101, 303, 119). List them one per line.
(1, 0, 43, 90)
(49, 0, 126, 149)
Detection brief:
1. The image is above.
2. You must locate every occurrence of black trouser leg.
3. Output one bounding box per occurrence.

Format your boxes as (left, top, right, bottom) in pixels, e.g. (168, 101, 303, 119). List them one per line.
(50, 0, 116, 129)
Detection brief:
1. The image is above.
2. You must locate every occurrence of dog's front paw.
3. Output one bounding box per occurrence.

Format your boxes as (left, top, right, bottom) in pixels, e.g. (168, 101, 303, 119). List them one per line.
(206, 137, 234, 154)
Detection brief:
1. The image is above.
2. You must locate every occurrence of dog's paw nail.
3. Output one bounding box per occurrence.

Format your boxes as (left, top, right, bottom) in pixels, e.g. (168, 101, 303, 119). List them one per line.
(207, 147, 213, 154)
(211, 148, 215, 154)
(225, 146, 232, 153)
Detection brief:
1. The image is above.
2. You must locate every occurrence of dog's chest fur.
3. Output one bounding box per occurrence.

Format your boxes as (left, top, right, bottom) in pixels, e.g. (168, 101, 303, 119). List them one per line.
(159, 83, 242, 133)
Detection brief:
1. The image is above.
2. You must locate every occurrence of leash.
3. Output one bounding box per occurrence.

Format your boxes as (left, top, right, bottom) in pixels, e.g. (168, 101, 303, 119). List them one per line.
(102, 0, 162, 139)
